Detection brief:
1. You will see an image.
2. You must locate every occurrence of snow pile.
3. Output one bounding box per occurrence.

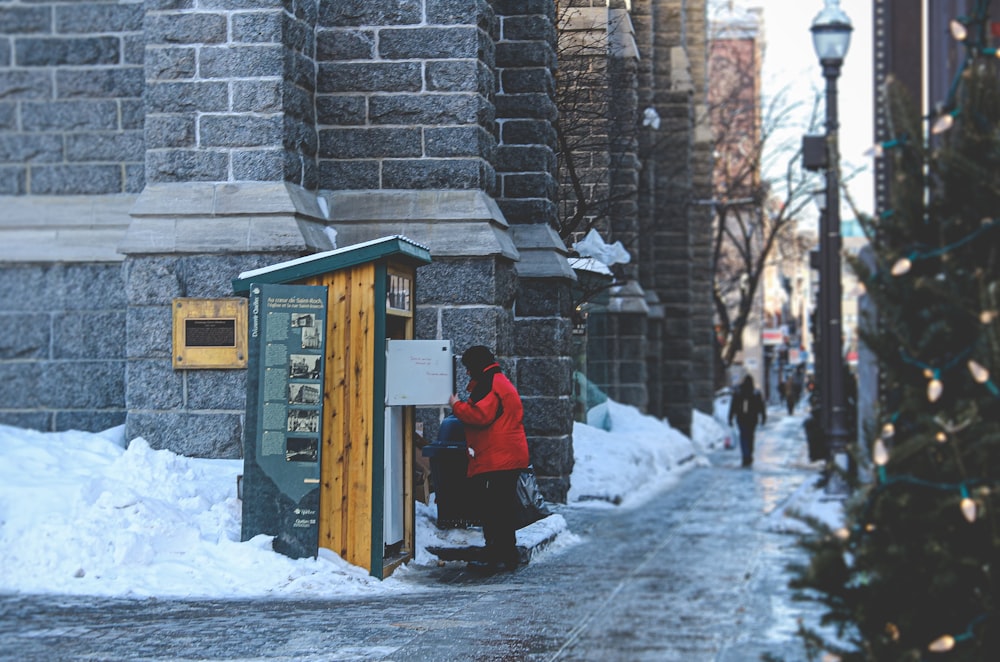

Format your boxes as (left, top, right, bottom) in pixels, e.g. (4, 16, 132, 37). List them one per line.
(569, 400, 707, 507)
(0, 397, 707, 598)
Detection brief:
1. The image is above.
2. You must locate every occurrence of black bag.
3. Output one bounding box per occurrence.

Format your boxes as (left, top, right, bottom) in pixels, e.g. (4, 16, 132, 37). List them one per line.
(513, 465, 551, 529)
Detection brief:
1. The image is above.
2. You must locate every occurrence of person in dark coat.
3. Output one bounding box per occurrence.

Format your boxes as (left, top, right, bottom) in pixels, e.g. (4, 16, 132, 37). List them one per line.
(786, 370, 803, 415)
(728, 375, 766, 467)
(448, 346, 530, 570)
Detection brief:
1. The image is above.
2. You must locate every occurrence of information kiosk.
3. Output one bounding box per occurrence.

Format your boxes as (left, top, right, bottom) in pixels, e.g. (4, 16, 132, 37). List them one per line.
(233, 236, 448, 579)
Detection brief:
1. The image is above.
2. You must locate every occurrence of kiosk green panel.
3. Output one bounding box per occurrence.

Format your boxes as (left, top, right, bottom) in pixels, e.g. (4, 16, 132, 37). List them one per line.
(241, 283, 327, 558)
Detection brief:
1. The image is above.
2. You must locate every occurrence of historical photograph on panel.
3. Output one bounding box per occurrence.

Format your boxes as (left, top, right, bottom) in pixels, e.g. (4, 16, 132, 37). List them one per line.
(288, 383, 320, 405)
(285, 437, 318, 463)
(287, 408, 319, 433)
(300, 324, 321, 349)
(288, 354, 321, 380)
(291, 313, 314, 328)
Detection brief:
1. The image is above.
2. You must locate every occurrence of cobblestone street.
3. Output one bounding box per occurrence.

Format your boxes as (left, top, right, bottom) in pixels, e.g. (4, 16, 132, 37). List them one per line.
(0, 411, 832, 661)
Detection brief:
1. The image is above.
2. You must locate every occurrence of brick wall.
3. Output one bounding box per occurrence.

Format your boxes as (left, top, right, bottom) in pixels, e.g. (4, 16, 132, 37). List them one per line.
(144, 0, 317, 186)
(315, 0, 497, 191)
(0, 1, 144, 195)
(0, 263, 126, 432)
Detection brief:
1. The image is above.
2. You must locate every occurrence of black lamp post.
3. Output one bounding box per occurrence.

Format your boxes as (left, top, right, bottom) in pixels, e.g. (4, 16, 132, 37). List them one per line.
(811, 0, 852, 492)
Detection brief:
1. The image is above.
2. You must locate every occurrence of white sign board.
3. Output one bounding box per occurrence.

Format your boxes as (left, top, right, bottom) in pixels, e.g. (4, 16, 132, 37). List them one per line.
(385, 339, 453, 405)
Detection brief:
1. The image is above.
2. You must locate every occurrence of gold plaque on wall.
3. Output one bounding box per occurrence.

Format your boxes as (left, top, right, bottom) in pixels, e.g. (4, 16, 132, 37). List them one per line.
(172, 298, 248, 369)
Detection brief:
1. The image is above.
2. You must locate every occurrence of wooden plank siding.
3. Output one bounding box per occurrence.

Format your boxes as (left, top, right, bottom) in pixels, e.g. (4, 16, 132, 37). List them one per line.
(309, 264, 377, 571)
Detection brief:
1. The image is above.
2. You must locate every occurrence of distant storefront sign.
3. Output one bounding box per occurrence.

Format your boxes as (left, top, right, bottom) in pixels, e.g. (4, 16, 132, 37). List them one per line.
(762, 329, 784, 346)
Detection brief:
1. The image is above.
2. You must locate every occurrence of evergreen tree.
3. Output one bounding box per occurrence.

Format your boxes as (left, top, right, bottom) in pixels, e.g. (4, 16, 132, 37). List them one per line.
(790, 3, 1000, 659)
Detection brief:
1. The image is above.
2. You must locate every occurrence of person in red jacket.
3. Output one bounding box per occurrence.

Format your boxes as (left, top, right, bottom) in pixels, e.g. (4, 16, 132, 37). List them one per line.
(448, 345, 529, 570)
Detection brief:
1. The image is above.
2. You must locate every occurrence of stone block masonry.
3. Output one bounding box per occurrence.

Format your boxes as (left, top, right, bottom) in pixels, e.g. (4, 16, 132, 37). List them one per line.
(144, 1, 319, 188)
(0, 263, 127, 433)
(315, 0, 498, 194)
(122, 251, 300, 458)
(0, 1, 144, 195)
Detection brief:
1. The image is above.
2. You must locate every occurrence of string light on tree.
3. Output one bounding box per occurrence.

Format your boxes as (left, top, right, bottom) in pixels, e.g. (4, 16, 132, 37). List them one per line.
(890, 256, 912, 276)
(873, 438, 890, 466)
(792, 2, 1000, 656)
(950, 18, 968, 41)
(931, 109, 959, 134)
(960, 485, 977, 522)
(967, 360, 989, 383)
(929, 634, 956, 653)
(926, 369, 943, 402)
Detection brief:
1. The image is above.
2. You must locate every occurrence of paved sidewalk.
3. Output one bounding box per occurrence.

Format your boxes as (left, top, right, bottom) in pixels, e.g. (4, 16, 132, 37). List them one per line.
(0, 411, 832, 661)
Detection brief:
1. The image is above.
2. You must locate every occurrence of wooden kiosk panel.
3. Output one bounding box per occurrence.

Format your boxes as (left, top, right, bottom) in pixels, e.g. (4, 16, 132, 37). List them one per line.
(234, 236, 431, 579)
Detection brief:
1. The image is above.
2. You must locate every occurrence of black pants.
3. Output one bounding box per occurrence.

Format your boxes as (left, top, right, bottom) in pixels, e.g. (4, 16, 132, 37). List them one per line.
(738, 424, 757, 466)
(473, 469, 521, 565)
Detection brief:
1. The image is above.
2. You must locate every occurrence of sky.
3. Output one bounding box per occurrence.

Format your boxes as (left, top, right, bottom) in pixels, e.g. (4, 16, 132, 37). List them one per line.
(0, 398, 841, 599)
(753, 0, 875, 218)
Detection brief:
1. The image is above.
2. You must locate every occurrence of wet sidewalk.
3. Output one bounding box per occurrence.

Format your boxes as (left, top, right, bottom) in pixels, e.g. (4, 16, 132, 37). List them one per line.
(0, 411, 834, 661)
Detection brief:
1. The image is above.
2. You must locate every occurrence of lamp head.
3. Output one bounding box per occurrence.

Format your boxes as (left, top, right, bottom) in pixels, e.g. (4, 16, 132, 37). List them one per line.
(811, 0, 853, 64)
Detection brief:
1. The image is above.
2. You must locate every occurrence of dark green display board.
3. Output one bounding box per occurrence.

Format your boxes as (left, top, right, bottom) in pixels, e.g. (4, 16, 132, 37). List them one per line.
(241, 283, 327, 558)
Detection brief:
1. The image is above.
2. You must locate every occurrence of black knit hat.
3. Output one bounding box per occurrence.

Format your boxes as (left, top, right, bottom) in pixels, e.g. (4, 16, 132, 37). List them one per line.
(461, 345, 495, 373)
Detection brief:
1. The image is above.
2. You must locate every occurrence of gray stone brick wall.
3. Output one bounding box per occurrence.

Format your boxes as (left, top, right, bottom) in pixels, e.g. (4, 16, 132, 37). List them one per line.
(0, 263, 127, 432)
(144, 0, 318, 188)
(123, 251, 298, 458)
(687, 0, 715, 412)
(316, 0, 497, 193)
(640, 0, 698, 436)
(413, 255, 517, 439)
(0, 0, 144, 195)
(493, 1, 573, 503)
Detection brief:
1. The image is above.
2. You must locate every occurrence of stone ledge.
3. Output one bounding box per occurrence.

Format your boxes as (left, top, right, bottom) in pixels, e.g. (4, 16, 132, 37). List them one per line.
(325, 189, 520, 261)
(509, 224, 576, 280)
(122, 181, 328, 255)
(0, 194, 135, 263)
(606, 280, 650, 314)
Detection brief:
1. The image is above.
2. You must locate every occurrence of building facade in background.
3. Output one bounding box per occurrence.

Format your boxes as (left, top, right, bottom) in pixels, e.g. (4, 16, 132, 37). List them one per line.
(0, 0, 711, 502)
(864, 0, 973, 440)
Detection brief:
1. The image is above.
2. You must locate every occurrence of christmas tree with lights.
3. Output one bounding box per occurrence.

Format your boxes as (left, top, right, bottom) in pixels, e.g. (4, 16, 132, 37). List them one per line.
(790, 3, 1000, 660)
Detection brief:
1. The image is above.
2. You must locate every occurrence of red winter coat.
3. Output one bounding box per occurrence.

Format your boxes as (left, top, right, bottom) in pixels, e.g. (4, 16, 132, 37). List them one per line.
(451, 364, 530, 477)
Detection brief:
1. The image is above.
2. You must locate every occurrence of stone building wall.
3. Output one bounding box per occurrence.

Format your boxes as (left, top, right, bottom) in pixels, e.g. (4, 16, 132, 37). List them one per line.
(0, 0, 711, 502)
(0, 1, 143, 432)
(686, 0, 716, 414)
(0, 0, 576, 502)
(643, 0, 697, 435)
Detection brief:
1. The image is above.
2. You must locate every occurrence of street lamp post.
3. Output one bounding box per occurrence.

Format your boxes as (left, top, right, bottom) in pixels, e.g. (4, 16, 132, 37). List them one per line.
(811, 0, 852, 493)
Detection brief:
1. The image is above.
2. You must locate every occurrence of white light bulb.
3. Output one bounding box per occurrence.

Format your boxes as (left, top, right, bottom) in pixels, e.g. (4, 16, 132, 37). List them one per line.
(968, 360, 990, 383)
(864, 143, 884, 158)
(881, 422, 895, 439)
(891, 257, 912, 276)
(961, 497, 977, 523)
(950, 19, 968, 41)
(873, 439, 889, 466)
(932, 113, 955, 135)
(928, 634, 955, 652)
(928, 378, 943, 402)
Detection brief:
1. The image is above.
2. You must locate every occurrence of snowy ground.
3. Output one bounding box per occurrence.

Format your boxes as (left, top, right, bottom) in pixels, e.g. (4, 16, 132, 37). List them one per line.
(0, 399, 838, 599)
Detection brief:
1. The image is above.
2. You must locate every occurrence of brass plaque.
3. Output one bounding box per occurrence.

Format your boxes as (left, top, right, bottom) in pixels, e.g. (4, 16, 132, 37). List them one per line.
(172, 298, 248, 369)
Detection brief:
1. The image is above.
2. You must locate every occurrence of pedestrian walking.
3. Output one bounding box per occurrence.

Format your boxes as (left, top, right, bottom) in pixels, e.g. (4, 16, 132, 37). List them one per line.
(448, 346, 530, 570)
(785, 370, 803, 415)
(728, 375, 766, 467)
